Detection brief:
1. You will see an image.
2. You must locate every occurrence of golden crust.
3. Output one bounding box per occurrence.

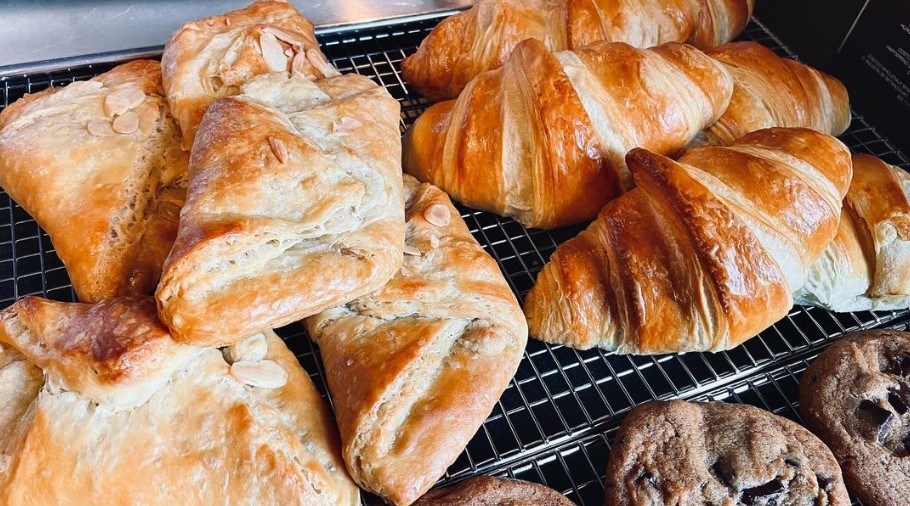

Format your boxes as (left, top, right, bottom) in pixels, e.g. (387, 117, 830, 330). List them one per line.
(157, 73, 405, 347)
(403, 39, 733, 229)
(704, 41, 851, 145)
(0, 60, 188, 302)
(401, 0, 753, 101)
(797, 153, 910, 311)
(0, 296, 358, 505)
(162, 0, 338, 148)
(306, 176, 527, 506)
(525, 128, 851, 354)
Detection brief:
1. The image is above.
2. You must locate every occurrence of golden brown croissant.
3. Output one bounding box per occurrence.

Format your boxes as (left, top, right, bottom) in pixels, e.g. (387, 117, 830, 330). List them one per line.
(701, 41, 851, 145)
(796, 153, 910, 311)
(524, 128, 852, 354)
(156, 72, 404, 348)
(403, 39, 733, 229)
(162, 0, 339, 148)
(401, 0, 754, 100)
(0, 60, 188, 302)
(0, 296, 358, 504)
(306, 176, 527, 506)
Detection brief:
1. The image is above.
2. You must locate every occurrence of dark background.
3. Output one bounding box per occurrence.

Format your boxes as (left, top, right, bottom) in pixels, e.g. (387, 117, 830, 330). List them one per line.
(758, 0, 910, 152)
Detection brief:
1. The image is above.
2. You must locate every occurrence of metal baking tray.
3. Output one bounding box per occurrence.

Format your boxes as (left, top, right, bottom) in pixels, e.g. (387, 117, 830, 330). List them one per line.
(1, 13, 906, 506)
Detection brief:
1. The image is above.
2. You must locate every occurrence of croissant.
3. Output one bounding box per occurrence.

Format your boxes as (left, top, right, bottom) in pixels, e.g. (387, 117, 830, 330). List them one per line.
(700, 41, 851, 145)
(401, 0, 754, 100)
(796, 153, 910, 311)
(306, 176, 527, 506)
(157, 72, 404, 347)
(403, 39, 733, 229)
(162, 0, 340, 148)
(524, 128, 852, 354)
(0, 60, 187, 302)
(0, 296, 358, 505)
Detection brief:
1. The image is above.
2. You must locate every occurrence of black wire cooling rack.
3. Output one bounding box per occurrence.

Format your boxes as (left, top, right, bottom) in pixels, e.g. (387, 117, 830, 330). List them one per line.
(0, 13, 907, 506)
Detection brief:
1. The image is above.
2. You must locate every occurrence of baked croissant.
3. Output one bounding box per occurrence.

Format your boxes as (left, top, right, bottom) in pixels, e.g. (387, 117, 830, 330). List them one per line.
(701, 41, 851, 145)
(162, 0, 340, 148)
(401, 0, 754, 100)
(306, 176, 527, 506)
(0, 60, 188, 302)
(0, 296, 358, 505)
(796, 153, 910, 311)
(157, 72, 405, 347)
(524, 128, 852, 354)
(403, 39, 733, 229)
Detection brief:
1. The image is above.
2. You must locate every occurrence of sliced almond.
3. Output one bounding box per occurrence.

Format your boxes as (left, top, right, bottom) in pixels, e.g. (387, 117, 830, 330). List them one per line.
(224, 333, 267, 363)
(138, 105, 159, 134)
(268, 136, 288, 164)
(284, 47, 294, 58)
(225, 18, 231, 26)
(86, 118, 115, 137)
(403, 244, 421, 256)
(306, 48, 340, 77)
(291, 51, 317, 79)
(423, 203, 451, 227)
(112, 111, 139, 134)
(103, 93, 131, 117)
(122, 88, 146, 110)
(260, 31, 288, 72)
(230, 360, 288, 388)
(264, 26, 314, 48)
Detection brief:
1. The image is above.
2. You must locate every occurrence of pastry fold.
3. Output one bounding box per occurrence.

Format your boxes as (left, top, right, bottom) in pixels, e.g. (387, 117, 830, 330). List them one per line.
(0, 60, 188, 302)
(157, 72, 405, 347)
(307, 176, 527, 506)
(0, 296, 358, 505)
(162, 0, 340, 148)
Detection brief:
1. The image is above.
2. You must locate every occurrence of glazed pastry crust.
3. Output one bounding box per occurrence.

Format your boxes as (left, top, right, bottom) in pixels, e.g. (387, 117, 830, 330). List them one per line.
(404, 39, 733, 229)
(162, 0, 339, 148)
(0, 296, 358, 505)
(306, 176, 527, 506)
(0, 60, 188, 302)
(703, 41, 851, 145)
(401, 0, 754, 101)
(797, 153, 910, 311)
(525, 128, 851, 353)
(157, 72, 405, 347)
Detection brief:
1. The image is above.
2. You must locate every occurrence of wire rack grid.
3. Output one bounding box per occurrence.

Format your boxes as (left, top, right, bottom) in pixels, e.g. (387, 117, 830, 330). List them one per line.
(0, 13, 907, 506)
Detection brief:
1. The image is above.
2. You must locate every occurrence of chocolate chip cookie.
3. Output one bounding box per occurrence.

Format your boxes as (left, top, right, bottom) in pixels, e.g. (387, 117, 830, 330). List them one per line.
(800, 329, 910, 506)
(413, 476, 574, 505)
(605, 400, 849, 505)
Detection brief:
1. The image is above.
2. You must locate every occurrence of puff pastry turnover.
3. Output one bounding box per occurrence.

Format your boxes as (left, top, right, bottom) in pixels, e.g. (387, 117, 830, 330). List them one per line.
(0, 296, 358, 505)
(157, 72, 405, 347)
(797, 153, 910, 311)
(162, 0, 340, 148)
(0, 60, 188, 302)
(306, 176, 527, 506)
(525, 128, 852, 354)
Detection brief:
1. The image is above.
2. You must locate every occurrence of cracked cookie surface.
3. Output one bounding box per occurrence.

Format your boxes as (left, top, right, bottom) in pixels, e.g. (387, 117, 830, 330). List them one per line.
(605, 400, 849, 505)
(800, 329, 910, 506)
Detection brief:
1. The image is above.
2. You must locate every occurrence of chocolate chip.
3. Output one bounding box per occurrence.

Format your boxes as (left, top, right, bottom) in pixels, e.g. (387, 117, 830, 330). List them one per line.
(711, 459, 735, 489)
(636, 470, 658, 488)
(903, 433, 910, 453)
(816, 474, 834, 492)
(885, 354, 910, 376)
(741, 479, 785, 505)
(888, 389, 908, 415)
(857, 399, 895, 442)
(784, 458, 801, 467)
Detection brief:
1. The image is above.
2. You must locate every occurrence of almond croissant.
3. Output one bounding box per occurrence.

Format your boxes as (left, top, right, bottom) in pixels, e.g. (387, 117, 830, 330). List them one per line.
(524, 128, 852, 354)
(401, 0, 753, 100)
(403, 39, 733, 229)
